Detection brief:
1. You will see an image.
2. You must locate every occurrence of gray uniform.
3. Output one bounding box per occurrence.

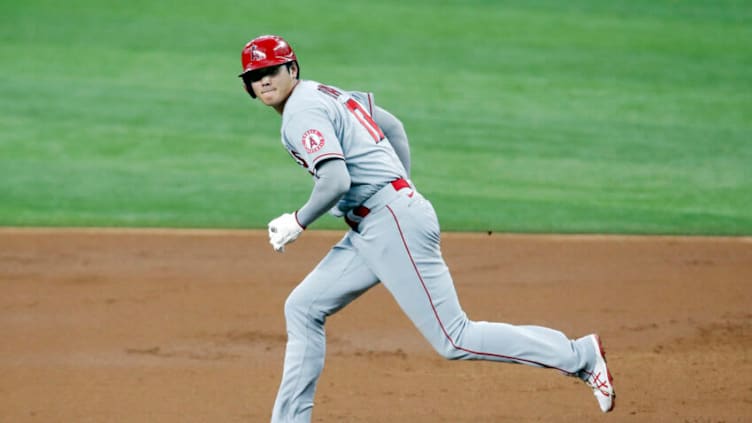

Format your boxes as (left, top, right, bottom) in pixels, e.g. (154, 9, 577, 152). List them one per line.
(271, 80, 598, 422)
(280, 81, 406, 214)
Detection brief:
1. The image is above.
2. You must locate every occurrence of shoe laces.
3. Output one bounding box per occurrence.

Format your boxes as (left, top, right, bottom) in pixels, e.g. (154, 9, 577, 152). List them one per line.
(582, 369, 611, 396)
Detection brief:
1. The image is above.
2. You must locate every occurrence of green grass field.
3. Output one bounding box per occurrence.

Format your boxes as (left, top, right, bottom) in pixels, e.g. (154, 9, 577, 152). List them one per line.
(1, 0, 750, 234)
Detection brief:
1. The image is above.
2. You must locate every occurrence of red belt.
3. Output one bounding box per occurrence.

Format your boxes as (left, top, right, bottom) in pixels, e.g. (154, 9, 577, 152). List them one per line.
(345, 178, 410, 231)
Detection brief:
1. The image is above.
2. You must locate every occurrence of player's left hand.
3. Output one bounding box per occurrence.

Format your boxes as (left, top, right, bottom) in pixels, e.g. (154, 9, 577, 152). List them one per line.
(268, 212, 305, 253)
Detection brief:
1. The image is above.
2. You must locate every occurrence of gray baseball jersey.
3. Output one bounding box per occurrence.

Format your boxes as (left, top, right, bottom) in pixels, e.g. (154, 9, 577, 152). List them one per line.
(270, 79, 603, 422)
(280, 80, 407, 215)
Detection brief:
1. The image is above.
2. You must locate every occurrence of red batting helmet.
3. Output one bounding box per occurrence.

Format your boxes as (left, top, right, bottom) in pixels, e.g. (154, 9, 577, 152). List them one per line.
(239, 35, 298, 98)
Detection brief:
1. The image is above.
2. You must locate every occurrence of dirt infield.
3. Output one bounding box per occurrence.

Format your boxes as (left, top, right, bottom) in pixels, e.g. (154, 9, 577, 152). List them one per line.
(1, 228, 750, 422)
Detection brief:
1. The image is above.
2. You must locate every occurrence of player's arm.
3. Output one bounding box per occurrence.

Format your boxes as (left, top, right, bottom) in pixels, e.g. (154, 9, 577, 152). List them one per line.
(373, 106, 411, 177)
(267, 158, 348, 253)
(295, 158, 350, 228)
(268, 108, 349, 252)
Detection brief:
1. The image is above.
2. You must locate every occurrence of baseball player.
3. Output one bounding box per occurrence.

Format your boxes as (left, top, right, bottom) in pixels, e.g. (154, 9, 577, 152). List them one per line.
(238, 35, 615, 422)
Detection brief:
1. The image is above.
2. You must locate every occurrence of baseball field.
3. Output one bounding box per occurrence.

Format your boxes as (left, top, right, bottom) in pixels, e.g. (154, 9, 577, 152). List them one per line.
(1, 0, 751, 421)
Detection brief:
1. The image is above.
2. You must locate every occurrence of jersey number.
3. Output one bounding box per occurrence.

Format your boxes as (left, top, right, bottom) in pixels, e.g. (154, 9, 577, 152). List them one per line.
(318, 84, 384, 143)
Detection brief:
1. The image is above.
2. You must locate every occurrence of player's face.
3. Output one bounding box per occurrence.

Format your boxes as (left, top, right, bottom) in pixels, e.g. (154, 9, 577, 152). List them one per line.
(248, 64, 298, 111)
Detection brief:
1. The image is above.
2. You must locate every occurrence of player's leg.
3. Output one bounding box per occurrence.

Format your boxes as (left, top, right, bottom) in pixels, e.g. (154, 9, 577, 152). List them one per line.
(271, 234, 379, 423)
(351, 192, 595, 374)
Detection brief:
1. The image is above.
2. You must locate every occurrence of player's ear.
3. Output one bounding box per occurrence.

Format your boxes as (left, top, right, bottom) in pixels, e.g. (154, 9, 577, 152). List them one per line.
(290, 61, 300, 79)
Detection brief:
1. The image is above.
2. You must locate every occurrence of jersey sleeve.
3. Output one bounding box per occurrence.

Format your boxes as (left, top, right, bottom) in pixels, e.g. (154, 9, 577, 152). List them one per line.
(349, 91, 376, 116)
(282, 107, 345, 173)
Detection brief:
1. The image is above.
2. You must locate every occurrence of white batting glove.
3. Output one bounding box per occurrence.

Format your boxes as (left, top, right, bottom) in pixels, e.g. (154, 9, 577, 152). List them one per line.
(267, 212, 305, 253)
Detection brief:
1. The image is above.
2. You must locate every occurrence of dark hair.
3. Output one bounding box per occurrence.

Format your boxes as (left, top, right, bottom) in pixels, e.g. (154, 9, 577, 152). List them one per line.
(286, 61, 300, 79)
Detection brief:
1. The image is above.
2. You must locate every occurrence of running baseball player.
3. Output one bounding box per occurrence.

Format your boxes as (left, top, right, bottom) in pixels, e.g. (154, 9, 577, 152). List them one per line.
(238, 34, 615, 422)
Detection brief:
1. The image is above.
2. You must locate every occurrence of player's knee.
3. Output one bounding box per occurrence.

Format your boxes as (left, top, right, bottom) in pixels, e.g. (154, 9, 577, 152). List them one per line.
(440, 346, 469, 360)
(428, 318, 472, 360)
(433, 341, 470, 360)
(283, 289, 308, 322)
(283, 287, 323, 325)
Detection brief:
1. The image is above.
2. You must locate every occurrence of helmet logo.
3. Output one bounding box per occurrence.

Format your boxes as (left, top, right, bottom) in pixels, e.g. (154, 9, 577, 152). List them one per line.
(251, 44, 266, 61)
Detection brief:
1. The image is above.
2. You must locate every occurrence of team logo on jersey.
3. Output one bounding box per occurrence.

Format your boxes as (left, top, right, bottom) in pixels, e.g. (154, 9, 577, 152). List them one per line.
(302, 129, 325, 154)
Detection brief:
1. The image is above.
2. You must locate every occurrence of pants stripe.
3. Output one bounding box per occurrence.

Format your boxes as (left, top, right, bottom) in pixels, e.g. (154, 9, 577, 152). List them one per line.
(385, 204, 569, 373)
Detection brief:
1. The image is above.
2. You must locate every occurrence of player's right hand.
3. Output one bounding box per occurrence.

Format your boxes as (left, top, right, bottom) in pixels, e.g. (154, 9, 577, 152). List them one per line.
(268, 212, 305, 253)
